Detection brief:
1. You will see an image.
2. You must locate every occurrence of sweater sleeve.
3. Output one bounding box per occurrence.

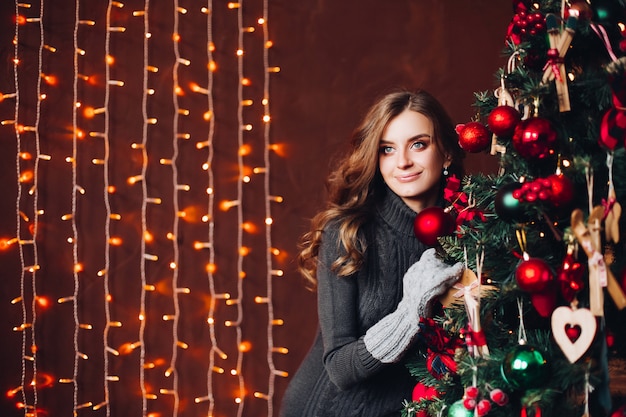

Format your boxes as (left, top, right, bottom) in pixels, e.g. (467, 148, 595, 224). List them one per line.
(316, 225, 387, 390)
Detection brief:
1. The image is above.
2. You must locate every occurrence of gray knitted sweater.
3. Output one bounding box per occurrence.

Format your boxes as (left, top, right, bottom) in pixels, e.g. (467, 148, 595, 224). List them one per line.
(280, 189, 428, 417)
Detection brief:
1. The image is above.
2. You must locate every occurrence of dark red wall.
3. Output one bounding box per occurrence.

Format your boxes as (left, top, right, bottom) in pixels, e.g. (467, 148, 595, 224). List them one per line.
(0, 1, 511, 416)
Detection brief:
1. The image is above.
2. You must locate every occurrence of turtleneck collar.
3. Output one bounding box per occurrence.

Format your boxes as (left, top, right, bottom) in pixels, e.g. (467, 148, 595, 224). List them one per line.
(375, 187, 419, 238)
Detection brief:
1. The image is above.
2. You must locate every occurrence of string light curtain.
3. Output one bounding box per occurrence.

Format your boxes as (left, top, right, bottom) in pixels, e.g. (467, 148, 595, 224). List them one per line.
(2, 0, 287, 416)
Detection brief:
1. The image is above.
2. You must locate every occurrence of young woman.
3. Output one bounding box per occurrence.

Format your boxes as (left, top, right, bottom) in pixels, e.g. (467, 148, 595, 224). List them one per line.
(280, 89, 466, 417)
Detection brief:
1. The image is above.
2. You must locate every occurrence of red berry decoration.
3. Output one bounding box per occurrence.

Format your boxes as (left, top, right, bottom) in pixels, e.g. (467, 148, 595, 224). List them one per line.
(456, 122, 491, 153)
(476, 399, 492, 416)
(515, 257, 554, 293)
(512, 117, 558, 160)
(413, 207, 455, 246)
(463, 398, 477, 410)
(464, 386, 479, 400)
(488, 105, 522, 137)
(489, 388, 508, 406)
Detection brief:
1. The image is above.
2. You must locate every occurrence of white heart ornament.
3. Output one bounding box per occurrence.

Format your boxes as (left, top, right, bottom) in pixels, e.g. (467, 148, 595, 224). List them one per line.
(551, 306, 597, 363)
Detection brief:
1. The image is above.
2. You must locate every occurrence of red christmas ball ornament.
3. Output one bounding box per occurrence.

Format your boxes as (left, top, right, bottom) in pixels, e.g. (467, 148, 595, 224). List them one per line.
(413, 207, 455, 246)
(547, 174, 574, 207)
(411, 382, 439, 417)
(512, 117, 558, 160)
(411, 381, 439, 402)
(456, 122, 491, 153)
(515, 257, 554, 293)
(488, 105, 522, 137)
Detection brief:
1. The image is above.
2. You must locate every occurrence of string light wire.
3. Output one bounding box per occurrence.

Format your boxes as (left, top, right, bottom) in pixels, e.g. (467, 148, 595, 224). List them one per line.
(261, 4, 279, 414)
(28, 0, 46, 412)
(138, 1, 151, 416)
(200, 1, 219, 415)
(168, 0, 183, 414)
(235, 2, 246, 414)
(71, 0, 82, 414)
(13, 0, 30, 413)
(102, 1, 115, 416)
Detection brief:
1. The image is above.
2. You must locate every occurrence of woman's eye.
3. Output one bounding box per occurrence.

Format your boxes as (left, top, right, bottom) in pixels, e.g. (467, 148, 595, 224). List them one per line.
(380, 146, 394, 154)
(411, 141, 426, 150)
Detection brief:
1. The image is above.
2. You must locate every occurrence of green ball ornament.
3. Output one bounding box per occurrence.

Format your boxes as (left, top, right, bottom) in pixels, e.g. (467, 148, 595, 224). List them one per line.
(501, 344, 549, 390)
(494, 182, 531, 223)
(447, 399, 474, 417)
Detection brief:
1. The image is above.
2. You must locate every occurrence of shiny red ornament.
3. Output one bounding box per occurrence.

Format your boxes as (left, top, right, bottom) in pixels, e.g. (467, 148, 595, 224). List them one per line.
(456, 122, 491, 153)
(516, 257, 554, 293)
(557, 252, 585, 302)
(488, 105, 522, 137)
(512, 117, 557, 160)
(414, 207, 455, 246)
(411, 382, 439, 417)
(547, 174, 574, 207)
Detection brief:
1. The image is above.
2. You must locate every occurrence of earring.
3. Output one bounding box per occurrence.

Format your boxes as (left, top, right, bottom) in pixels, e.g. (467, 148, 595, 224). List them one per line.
(443, 166, 449, 176)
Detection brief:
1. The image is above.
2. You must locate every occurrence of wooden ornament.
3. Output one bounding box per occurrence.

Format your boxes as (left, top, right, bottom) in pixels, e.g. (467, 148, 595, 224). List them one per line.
(439, 269, 496, 307)
(605, 188, 621, 244)
(551, 306, 597, 363)
(571, 207, 626, 312)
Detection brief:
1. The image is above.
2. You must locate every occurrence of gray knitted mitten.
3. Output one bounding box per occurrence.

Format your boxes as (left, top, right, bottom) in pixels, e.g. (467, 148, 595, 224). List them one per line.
(363, 248, 464, 363)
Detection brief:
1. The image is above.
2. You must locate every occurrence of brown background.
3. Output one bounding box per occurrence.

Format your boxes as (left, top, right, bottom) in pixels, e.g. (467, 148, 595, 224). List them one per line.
(0, 1, 509, 416)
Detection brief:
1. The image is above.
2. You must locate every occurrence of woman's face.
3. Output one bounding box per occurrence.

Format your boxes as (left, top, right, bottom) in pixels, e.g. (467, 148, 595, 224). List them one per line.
(378, 109, 450, 212)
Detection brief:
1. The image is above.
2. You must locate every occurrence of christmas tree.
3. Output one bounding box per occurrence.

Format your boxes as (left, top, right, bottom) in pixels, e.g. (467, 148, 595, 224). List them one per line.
(403, 1, 626, 417)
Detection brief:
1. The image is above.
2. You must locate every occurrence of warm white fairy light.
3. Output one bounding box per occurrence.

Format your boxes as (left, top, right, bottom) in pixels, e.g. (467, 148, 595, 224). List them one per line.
(164, 0, 184, 414)
(234, 2, 247, 414)
(70, 0, 83, 414)
(12, 1, 30, 413)
(258, 3, 288, 413)
(13, 0, 47, 413)
(101, 1, 119, 416)
(7, 0, 289, 415)
(137, 1, 151, 416)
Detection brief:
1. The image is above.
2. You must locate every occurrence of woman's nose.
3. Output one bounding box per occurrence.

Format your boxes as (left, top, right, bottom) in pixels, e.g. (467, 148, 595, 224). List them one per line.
(397, 150, 412, 168)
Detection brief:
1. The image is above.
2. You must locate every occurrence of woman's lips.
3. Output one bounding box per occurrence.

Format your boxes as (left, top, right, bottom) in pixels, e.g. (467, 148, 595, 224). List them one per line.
(395, 172, 420, 182)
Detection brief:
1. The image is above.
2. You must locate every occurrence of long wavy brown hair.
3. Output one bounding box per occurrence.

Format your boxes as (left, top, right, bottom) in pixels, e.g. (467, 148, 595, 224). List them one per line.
(297, 89, 464, 289)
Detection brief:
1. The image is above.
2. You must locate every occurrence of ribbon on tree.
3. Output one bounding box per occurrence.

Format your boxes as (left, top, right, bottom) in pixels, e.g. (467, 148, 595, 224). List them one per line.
(443, 176, 486, 228)
(541, 13, 577, 112)
(593, 21, 626, 151)
(450, 249, 489, 357)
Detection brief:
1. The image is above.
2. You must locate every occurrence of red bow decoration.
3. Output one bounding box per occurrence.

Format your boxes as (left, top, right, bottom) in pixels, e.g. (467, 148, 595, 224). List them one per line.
(417, 318, 463, 379)
(443, 175, 486, 227)
(543, 48, 564, 82)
